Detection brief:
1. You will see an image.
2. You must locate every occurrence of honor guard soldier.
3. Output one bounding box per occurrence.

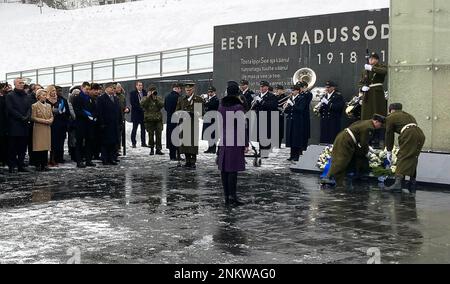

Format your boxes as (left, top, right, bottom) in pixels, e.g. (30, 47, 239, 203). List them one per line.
(324, 114, 385, 188)
(176, 82, 204, 169)
(384, 103, 426, 195)
(275, 84, 287, 148)
(360, 53, 388, 120)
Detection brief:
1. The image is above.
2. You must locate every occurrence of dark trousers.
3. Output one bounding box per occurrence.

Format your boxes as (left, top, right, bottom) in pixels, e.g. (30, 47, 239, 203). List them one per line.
(34, 151, 48, 168)
(8, 136, 28, 169)
(131, 122, 146, 146)
(0, 136, 7, 166)
(28, 126, 35, 166)
(290, 147, 302, 161)
(101, 143, 116, 164)
(279, 115, 285, 148)
(75, 127, 94, 164)
(186, 154, 197, 166)
(167, 124, 179, 160)
(221, 172, 238, 200)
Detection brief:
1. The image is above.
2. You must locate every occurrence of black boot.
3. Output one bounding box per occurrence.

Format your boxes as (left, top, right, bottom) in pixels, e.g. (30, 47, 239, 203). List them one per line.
(387, 175, 403, 193)
(156, 149, 164, 155)
(149, 148, 155, 156)
(408, 178, 417, 196)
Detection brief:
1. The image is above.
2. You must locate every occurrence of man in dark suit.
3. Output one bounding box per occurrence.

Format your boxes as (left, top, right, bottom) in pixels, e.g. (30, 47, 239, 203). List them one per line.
(129, 81, 147, 148)
(252, 81, 279, 158)
(165, 83, 183, 161)
(319, 81, 345, 144)
(202, 86, 220, 154)
(0, 82, 11, 168)
(5, 78, 33, 173)
(72, 82, 97, 168)
(97, 82, 122, 166)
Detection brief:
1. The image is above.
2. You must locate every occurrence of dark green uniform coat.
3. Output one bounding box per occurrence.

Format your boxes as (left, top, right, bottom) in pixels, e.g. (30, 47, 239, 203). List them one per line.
(141, 95, 164, 150)
(386, 111, 425, 177)
(176, 94, 204, 156)
(360, 64, 388, 120)
(328, 120, 375, 186)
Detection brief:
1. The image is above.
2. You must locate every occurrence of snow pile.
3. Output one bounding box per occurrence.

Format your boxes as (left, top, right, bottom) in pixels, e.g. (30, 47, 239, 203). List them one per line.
(0, 0, 389, 81)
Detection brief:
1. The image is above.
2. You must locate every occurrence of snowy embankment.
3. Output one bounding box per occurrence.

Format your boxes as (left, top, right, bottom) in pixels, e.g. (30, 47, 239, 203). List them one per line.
(0, 0, 389, 81)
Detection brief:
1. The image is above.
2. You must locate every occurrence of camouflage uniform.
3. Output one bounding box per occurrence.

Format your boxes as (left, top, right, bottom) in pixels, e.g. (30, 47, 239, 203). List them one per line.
(141, 95, 164, 151)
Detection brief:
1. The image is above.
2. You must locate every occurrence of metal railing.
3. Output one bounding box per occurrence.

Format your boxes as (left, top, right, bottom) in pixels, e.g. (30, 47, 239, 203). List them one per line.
(5, 44, 213, 86)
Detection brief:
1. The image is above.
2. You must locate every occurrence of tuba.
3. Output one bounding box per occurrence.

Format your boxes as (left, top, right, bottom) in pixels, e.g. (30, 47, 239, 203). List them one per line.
(292, 68, 317, 90)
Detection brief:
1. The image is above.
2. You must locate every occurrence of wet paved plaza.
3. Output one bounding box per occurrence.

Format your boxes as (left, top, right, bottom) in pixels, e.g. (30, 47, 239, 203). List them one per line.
(1, 139, 450, 264)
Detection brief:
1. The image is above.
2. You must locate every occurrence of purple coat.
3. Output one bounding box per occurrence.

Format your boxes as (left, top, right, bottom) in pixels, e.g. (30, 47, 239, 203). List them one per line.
(217, 96, 248, 173)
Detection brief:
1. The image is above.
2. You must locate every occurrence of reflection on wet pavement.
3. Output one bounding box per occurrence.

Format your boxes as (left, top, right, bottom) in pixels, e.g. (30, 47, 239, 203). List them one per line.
(1, 144, 450, 264)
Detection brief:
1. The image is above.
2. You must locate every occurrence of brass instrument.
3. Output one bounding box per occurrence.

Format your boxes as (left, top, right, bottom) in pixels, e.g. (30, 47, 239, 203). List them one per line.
(292, 68, 317, 89)
(345, 92, 364, 119)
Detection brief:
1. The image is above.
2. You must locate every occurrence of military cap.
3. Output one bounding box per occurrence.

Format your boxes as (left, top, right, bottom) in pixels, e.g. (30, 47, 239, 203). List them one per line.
(275, 84, 284, 90)
(184, 81, 196, 86)
(148, 85, 157, 92)
(389, 103, 403, 112)
(208, 86, 216, 92)
(292, 82, 303, 91)
(260, 80, 270, 87)
(240, 80, 249, 86)
(325, 81, 337, 88)
(373, 114, 386, 123)
(370, 52, 380, 60)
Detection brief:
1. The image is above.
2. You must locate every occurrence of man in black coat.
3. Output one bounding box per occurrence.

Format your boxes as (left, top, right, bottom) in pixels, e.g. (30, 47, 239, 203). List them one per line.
(72, 82, 97, 168)
(239, 80, 255, 112)
(275, 85, 287, 148)
(285, 82, 313, 162)
(319, 81, 345, 144)
(129, 81, 147, 148)
(252, 81, 279, 158)
(202, 86, 220, 154)
(5, 78, 32, 173)
(0, 82, 10, 168)
(165, 83, 183, 161)
(97, 83, 122, 166)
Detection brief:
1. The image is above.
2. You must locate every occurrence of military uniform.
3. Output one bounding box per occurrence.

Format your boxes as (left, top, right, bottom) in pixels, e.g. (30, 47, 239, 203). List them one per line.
(116, 92, 127, 154)
(319, 91, 345, 144)
(176, 93, 204, 166)
(386, 111, 425, 177)
(360, 63, 388, 120)
(141, 95, 164, 151)
(328, 120, 375, 186)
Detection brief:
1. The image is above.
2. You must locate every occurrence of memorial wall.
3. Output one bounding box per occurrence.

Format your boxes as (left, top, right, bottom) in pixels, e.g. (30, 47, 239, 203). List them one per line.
(213, 9, 389, 144)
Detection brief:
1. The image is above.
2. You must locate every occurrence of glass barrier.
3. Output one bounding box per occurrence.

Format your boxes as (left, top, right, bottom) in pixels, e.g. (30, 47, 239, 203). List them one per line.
(5, 44, 213, 87)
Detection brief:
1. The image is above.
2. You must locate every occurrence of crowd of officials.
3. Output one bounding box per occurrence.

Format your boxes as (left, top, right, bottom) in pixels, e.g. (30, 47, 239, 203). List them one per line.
(0, 52, 423, 202)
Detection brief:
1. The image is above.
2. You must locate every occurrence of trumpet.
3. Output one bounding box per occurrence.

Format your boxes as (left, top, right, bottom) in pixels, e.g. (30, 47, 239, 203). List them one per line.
(277, 95, 291, 112)
(313, 92, 328, 116)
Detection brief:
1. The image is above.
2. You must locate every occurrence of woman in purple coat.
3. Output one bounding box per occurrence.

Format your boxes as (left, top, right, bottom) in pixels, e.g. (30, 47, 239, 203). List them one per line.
(217, 83, 249, 206)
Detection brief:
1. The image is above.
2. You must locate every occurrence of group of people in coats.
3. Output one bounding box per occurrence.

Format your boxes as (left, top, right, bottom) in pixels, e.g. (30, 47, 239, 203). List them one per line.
(0, 79, 73, 172)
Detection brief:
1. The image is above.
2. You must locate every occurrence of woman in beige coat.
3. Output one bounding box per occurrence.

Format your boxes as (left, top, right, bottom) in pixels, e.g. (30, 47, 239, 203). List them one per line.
(32, 89, 54, 171)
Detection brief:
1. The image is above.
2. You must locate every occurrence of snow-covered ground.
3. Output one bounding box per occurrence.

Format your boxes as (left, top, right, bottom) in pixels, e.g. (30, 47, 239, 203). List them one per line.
(0, 0, 389, 81)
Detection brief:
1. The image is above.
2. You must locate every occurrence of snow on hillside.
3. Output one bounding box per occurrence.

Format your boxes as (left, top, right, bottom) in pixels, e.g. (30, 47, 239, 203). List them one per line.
(0, 0, 389, 81)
